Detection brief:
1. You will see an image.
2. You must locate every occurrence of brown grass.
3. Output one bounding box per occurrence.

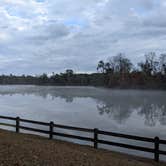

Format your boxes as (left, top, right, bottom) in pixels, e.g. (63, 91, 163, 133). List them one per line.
(0, 129, 165, 166)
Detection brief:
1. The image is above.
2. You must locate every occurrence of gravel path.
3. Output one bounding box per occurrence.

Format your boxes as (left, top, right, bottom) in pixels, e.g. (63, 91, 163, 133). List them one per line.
(0, 129, 165, 166)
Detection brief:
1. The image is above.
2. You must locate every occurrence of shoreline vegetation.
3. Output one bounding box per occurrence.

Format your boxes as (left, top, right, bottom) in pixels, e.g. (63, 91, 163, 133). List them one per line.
(0, 129, 165, 166)
(0, 52, 165, 89)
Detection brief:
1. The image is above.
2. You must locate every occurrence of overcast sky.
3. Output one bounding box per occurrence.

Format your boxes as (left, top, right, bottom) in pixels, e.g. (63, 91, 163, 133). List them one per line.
(0, 0, 166, 75)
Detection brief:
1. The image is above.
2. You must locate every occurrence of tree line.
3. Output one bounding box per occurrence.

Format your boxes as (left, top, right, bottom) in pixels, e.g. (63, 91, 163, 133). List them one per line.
(0, 52, 165, 89)
(97, 52, 166, 89)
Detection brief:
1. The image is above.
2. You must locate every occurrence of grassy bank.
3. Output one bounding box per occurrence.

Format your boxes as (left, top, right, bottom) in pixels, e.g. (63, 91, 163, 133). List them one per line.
(0, 129, 165, 166)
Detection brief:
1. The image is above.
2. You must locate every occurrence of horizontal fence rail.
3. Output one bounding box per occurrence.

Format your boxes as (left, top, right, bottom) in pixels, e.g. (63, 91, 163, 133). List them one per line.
(0, 115, 165, 162)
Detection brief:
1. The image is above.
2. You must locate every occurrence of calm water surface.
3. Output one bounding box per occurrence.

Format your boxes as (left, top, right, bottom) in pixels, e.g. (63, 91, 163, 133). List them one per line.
(0, 85, 165, 160)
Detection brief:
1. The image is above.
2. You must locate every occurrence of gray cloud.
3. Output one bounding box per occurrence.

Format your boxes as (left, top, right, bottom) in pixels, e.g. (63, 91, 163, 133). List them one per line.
(0, 0, 166, 74)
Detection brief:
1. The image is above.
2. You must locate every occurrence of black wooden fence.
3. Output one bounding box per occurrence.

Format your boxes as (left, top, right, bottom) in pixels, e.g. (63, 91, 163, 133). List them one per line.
(0, 115, 166, 162)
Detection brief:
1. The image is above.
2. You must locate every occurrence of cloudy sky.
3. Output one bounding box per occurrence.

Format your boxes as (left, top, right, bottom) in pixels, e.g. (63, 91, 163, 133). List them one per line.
(0, 0, 166, 75)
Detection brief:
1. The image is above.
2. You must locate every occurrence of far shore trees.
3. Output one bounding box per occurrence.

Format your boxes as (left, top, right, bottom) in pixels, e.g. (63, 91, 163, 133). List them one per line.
(0, 51, 165, 89)
(97, 52, 166, 89)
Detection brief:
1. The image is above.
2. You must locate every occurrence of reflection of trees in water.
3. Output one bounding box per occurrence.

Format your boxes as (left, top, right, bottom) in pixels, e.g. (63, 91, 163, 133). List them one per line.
(0, 86, 166, 126)
(138, 104, 166, 126)
(97, 100, 166, 126)
(97, 103, 132, 124)
(65, 97, 74, 103)
(50, 94, 74, 103)
(160, 108, 166, 125)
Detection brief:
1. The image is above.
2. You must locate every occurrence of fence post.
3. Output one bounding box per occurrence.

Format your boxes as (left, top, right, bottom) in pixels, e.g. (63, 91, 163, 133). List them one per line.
(154, 136, 159, 162)
(16, 117, 20, 133)
(94, 128, 98, 149)
(49, 121, 54, 139)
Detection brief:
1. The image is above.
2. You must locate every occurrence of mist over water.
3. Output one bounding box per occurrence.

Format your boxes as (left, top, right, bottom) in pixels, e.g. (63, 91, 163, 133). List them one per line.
(0, 85, 165, 160)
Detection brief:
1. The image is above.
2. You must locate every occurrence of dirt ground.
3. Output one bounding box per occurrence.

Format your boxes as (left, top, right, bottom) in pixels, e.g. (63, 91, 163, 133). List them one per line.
(0, 129, 165, 166)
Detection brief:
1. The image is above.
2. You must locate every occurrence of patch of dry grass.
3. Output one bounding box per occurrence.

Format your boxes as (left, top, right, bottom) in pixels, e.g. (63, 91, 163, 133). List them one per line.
(0, 129, 165, 166)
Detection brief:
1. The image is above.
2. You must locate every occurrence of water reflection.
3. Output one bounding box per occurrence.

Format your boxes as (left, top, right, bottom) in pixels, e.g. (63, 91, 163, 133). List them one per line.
(97, 103, 132, 124)
(0, 86, 165, 127)
(138, 104, 166, 126)
(97, 100, 166, 127)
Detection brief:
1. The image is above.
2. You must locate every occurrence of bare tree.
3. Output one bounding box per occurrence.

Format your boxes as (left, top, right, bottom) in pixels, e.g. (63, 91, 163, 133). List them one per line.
(109, 53, 132, 74)
(159, 53, 166, 75)
(138, 52, 159, 75)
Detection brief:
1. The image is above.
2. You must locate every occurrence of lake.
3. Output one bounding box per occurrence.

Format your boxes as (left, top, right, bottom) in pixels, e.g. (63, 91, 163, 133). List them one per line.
(0, 85, 166, 160)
